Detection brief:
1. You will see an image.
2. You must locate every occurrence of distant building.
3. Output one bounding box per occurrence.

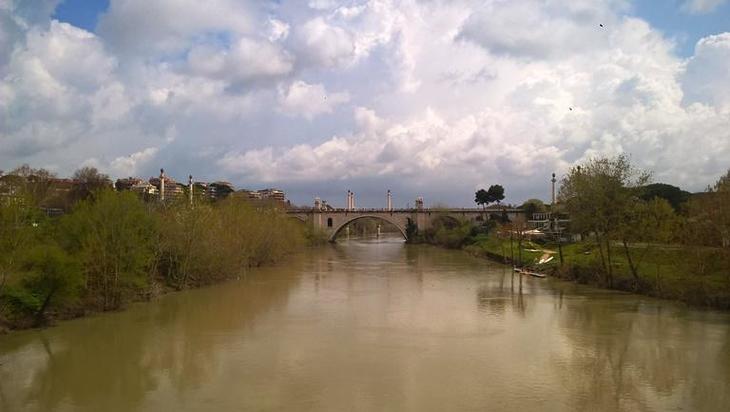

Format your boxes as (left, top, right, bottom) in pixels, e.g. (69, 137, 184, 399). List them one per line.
(236, 189, 262, 201)
(149, 176, 183, 201)
(115, 177, 145, 191)
(207, 181, 235, 200)
(415, 196, 424, 210)
(259, 188, 285, 202)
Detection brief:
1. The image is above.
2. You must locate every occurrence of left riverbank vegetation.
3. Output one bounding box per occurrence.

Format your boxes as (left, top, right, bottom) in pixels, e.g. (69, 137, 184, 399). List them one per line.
(411, 155, 730, 309)
(0, 166, 307, 331)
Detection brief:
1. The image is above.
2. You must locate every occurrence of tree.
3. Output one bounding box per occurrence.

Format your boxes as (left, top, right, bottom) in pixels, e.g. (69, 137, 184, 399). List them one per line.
(559, 155, 650, 286)
(8, 164, 57, 207)
(640, 183, 691, 212)
(70, 167, 112, 203)
(617, 197, 679, 287)
(520, 198, 546, 218)
(475, 185, 506, 211)
(58, 190, 156, 310)
(475, 189, 490, 211)
(21, 244, 82, 325)
(487, 185, 505, 205)
(0, 194, 46, 296)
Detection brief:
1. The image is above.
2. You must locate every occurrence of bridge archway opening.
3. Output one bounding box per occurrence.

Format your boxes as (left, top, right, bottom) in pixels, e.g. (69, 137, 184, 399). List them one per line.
(330, 215, 407, 242)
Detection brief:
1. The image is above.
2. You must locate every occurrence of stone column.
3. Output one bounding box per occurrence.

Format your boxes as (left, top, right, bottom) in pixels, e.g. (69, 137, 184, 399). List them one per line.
(551, 172, 556, 206)
(160, 168, 166, 202)
(188, 175, 193, 206)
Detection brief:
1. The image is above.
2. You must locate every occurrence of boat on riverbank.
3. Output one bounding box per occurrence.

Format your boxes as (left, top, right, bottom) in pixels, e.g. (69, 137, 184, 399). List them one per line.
(513, 267, 547, 278)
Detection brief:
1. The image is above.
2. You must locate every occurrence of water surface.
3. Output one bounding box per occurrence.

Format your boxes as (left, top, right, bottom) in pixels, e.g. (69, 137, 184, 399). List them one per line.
(1, 237, 729, 411)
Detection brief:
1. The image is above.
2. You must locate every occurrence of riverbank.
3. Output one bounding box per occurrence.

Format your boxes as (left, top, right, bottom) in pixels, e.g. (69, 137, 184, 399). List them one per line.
(0, 192, 313, 332)
(405, 220, 730, 310)
(462, 234, 730, 310)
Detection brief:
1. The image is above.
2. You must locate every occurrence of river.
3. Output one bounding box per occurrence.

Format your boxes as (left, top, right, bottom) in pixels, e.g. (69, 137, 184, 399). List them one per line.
(1, 237, 729, 411)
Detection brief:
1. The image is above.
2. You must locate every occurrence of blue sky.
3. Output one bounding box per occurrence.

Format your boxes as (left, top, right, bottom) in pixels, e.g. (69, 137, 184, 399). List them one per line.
(52, 0, 108, 33)
(3, 0, 729, 207)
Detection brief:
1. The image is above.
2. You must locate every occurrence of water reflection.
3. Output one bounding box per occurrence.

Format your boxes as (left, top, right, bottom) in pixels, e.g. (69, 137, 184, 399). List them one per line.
(1, 238, 729, 411)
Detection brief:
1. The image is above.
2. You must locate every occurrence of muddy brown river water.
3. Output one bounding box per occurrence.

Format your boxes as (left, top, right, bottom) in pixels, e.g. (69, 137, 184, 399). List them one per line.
(1, 237, 729, 411)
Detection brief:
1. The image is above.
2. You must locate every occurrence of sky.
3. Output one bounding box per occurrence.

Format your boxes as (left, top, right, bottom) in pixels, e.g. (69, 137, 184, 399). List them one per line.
(1, 0, 729, 208)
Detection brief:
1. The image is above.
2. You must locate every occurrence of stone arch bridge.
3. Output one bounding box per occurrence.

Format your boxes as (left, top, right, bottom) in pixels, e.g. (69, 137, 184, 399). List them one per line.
(287, 208, 525, 242)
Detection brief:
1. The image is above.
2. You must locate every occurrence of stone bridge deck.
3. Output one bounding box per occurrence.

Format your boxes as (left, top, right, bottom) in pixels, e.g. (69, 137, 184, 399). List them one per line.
(287, 208, 525, 242)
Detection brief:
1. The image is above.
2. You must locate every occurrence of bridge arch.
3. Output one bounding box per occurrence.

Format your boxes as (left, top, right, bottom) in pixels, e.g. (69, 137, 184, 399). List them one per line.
(329, 214, 407, 242)
(287, 215, 307, 223)
(430, 214, 462, 228)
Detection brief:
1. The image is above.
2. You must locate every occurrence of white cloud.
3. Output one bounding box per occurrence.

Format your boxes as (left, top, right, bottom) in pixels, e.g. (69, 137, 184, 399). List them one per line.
(268, 18, 290, 42)
(109, 147, 160, 176)
(295, 17, 355, 67)
(187, 37, 294, 83)
(2, 0, 730, 206)
(278, 80, 349, 120)
(682, 0, 728, 14)
(97, 0, 256, 56)
(683, 33, 730, 107)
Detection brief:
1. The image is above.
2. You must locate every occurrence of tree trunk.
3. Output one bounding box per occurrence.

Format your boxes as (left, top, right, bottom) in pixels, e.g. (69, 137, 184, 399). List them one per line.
(622, 239, 640, 288)
(596, 234, 608, 283)
(605, 237, 614, 288)
(35, 287, 57, 326)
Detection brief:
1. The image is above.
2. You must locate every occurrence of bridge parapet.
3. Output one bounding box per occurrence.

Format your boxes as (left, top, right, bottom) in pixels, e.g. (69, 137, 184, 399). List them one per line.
(286, 207, 525, 242)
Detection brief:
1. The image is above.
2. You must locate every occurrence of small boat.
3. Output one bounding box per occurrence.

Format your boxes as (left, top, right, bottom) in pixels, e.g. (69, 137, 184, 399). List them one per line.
(513, 267, 546, 278)
(523, 270, 547, 278)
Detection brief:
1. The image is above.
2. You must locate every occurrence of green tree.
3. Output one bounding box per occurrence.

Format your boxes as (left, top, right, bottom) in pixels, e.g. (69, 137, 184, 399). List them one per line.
(475, 185, 506, 210)
(475, 189, 490, 211)
(8, 164, 57, 207)
(59, 190, 156, 310)
(487, 185, 505, 205)
(617, 197, 679, 287)
(21, 244, 82, 325)
(0, 195, 45, 296)
(640, 183, 691, 212)
(520, 198, 546, 218)
(559, 155, 650, 286)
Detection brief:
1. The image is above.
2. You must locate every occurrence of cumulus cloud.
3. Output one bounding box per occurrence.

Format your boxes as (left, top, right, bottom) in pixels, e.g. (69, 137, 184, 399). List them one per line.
(278, 80, 349, 120)
(682, 0, 728, 14)
(2, 0, 730, 206)
(187, 37, 294, 84)
(109, 147, 159, 176)
(97, 0, 256, 56)
(683, 33, 730, 107)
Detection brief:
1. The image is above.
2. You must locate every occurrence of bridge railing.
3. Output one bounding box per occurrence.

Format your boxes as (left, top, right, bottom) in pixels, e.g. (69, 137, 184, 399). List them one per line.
(286, 207, 524, 213)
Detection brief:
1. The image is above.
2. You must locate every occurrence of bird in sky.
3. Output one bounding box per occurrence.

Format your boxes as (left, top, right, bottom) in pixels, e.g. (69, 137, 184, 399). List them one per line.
(599, 24, 604, 28)
(569, 107, 573, 111)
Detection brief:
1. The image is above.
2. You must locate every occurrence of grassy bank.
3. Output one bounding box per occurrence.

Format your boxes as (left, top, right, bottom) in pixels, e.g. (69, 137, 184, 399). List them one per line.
(1, 191, 312, 332)
(405, 215, 730, 309)
(463, 234, 730, 309)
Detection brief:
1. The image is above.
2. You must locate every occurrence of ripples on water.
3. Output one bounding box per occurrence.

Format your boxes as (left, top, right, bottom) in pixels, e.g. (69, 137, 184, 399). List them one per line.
(1, 236, 729, 411)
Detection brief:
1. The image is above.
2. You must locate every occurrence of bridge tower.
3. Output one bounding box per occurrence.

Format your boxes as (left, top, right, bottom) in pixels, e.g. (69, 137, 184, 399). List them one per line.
(387, 190, 393, 211)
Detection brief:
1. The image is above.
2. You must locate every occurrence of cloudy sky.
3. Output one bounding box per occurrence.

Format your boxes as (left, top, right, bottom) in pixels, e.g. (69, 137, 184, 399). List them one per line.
(1, 0, 729, 207)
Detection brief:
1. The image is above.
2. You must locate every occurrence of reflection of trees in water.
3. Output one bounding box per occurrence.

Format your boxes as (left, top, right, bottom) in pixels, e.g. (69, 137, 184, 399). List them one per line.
(476, 269, 532, 317)
(553, 299, 730, 410)
(3, 266, 300, 411)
